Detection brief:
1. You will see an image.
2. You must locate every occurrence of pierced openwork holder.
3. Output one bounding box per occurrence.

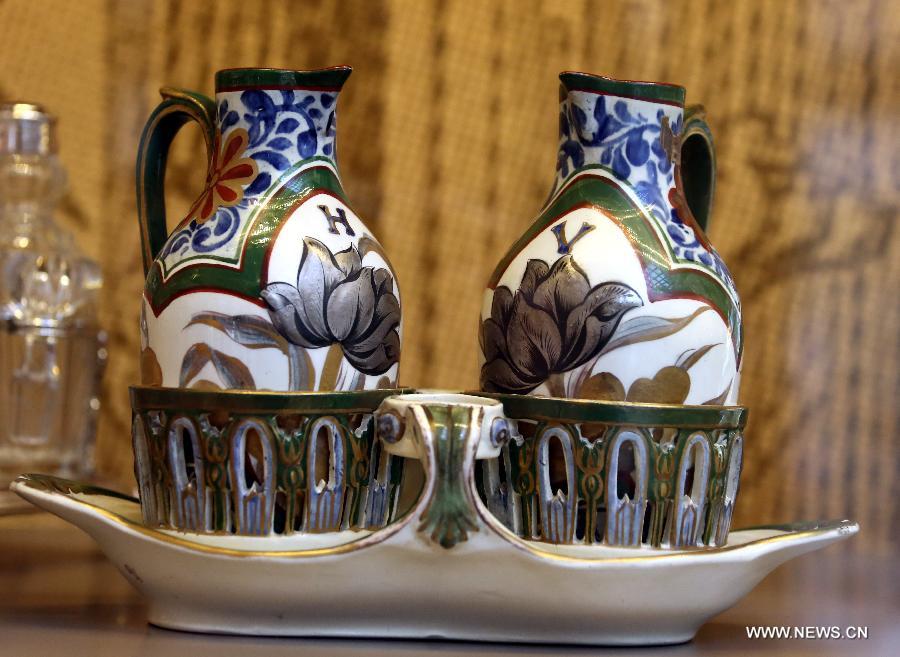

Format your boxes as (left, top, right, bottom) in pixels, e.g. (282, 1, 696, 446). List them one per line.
(12, 388, 856, 646)
(475, 394, 748, 549)
(130, 386, 412, 536)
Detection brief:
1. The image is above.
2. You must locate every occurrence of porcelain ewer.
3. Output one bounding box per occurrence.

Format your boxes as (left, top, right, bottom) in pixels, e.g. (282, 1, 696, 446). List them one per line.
(136, 67, 401, 393)
(481, 72, 741, 406)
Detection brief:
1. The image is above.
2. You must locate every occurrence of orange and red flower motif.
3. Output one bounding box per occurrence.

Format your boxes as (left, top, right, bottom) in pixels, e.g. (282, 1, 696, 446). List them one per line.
(187, 128, 258, 224)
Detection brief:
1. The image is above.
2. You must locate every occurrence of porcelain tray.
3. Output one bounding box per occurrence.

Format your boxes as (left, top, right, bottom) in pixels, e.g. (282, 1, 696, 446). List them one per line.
(12, 474, 857, 646)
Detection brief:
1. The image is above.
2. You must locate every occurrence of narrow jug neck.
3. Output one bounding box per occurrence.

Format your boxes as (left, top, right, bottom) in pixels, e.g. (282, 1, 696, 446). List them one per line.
(552, 73, 685, 217)
(214, 88, 341, 169)
(213, 67, 351, 172)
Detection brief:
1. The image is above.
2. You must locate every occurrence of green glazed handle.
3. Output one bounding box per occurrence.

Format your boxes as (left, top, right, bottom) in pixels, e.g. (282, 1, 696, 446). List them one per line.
(680, 104, 716, 234)
(135, 88, 216, 275)
(375, 394, 510, 549)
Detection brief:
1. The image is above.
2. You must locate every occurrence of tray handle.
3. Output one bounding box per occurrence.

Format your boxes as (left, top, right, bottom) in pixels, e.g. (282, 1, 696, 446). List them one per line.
(374, 393, 510, 549)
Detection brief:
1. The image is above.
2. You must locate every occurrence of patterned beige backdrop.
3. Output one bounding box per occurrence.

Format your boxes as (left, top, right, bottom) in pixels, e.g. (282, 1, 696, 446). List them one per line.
(0, 0, 896, 555)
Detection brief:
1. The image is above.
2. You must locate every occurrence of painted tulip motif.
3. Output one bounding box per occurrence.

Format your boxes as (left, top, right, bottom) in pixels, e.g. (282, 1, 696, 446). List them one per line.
(262, 237, 401, 376)
(480, 256, 641, 395)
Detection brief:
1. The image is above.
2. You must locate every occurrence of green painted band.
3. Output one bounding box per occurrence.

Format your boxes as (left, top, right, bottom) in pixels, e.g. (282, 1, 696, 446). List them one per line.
(144, 161, 348, 313)
(130, 385, 413, 413)
(560, 72, 686, 106)
(215, 66, 352, 91)
(476, 392, 748, 428)
(486, 170, 742, 356)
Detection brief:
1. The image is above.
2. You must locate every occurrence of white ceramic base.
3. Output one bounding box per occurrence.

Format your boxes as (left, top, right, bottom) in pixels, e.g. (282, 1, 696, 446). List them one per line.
(12, 474, 857, 646)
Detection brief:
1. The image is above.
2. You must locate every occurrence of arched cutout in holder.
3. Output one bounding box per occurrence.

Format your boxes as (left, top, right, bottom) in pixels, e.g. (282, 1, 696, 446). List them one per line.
(670, 431, 711, 547)
(364, 437, 395, 528)
(167, 415, 206, 531)
(131, 414, 157, 527)
(605, 430, 649, 547)
(537, 425, 577, 544)
(229, 418, 276, 536)
(305, 417, 345, 533)
(710, 433, 743, 546)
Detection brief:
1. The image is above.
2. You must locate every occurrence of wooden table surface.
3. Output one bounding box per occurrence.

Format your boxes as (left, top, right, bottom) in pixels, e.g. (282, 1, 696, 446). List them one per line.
(0, 512, 895, 657)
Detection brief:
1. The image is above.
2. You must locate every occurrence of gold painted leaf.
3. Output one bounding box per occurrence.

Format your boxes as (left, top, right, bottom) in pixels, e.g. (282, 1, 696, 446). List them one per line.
(186, 312, 288, 353)
(189, 379, 222, 391)
(187, 312, 315, 390)
(357, 235, 391, 264)
(350, 369, 366, 391)
(287, 345, 315, 391)
(578, 372, 625, 438)
(209, 349, 255, 389)
(676, 343, 720, 370)
(319, 343, 344, 390)
(140, 347, 163, 386)
(180, 343, 213, 386)
(703, 382, 732, 405)
(579, 372, 626, 401)
(180, 343, 256, 390)
(626, 366, 690, 404)
(600, 306, 712, 355)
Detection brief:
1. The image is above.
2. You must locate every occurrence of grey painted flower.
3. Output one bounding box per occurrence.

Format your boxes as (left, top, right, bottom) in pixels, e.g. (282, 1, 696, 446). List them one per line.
(480, 256, 642, 394)
(261, 238, 401, 375)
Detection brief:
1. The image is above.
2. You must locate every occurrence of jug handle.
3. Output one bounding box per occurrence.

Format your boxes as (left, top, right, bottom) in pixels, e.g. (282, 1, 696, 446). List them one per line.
(680, 104, 716, 234)
(136, 87, 216, 275)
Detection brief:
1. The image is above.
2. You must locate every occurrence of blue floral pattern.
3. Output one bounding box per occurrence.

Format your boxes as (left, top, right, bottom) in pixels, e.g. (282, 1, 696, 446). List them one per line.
(552, 90, 736, 298)
(557, 95, 679, 188)
(161, 89, 338, 270)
